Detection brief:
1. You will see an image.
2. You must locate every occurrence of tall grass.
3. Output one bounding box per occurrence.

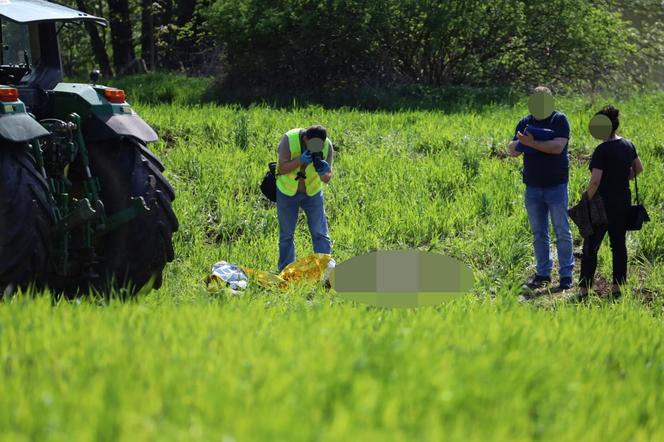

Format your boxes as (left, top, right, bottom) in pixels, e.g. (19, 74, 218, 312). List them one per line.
(106, 73, 212, 105)
(139, 93, 663, 293)
(1, 295, 662, 441)
(0, 90, 662, 440)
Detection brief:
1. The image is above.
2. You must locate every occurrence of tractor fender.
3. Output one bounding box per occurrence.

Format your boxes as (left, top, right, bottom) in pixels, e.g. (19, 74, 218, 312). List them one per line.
(0, 112, 50, 143)
(83, 111, 158, 144)
(49, 83, 158, 144)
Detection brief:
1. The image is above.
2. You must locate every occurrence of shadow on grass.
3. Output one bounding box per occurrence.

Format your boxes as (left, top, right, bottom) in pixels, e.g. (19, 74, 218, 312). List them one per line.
(77, 72, 659, 112)
(212, 84, 522, 112)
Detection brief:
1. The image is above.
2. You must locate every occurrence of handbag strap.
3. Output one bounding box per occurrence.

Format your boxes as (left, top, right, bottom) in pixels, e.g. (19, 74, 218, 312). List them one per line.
(634, 170, 640, 205)
(270, 161, 281, 177)
(632, 143, 640, 205)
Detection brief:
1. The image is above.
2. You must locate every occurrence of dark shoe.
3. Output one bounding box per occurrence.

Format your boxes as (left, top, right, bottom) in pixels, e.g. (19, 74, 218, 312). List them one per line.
(557, 277, 573, 291)
(522, 275, 551, 291)
(608, 290, 622, 302)
(519, 275, 552, 301)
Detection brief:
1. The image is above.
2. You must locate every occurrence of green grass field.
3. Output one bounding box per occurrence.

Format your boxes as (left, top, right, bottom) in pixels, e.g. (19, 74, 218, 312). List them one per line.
(1, 92, 663, 441)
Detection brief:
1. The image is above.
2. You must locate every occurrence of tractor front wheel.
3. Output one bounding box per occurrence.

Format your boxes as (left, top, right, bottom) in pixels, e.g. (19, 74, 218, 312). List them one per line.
(0, 144, 55, 295)
(88, 138, 178, 295)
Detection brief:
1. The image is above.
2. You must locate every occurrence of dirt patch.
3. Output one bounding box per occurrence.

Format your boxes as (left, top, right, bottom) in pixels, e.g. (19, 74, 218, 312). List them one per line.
(489, 147, 510, 160)
(520, 246, 658, 307)
(633, 287, 662, 306)
(570, 151, 592, 165)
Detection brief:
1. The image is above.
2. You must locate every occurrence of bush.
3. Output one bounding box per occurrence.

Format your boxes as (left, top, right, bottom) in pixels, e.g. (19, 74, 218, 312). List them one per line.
(208, 0, 650, 100)
(208, 0, 388, 95)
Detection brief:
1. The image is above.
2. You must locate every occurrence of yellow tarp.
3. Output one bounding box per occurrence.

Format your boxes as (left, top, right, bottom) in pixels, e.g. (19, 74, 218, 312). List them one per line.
(241, 267, 287, 289)
(278, 254, 334, 284)
(209, 254, 334, 291)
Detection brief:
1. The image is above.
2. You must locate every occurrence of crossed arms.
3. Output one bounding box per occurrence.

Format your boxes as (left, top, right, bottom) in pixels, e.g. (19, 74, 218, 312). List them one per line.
(508, 131, 568, 157)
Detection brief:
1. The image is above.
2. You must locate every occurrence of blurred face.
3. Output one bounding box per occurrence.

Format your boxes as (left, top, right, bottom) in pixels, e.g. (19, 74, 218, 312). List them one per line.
(305, 137, 325, 153)
(589, 114, 614, 140)
(528, 91, 554, 120)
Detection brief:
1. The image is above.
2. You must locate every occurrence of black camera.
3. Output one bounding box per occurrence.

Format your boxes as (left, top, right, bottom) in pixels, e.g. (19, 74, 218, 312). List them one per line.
(303, 137, 325, 172)
(309, 150, 325, 171)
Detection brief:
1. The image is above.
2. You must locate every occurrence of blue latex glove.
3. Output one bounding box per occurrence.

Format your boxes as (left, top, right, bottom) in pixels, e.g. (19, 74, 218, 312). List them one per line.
(316, 160, 331, 176)
(300, 151, 313, 165)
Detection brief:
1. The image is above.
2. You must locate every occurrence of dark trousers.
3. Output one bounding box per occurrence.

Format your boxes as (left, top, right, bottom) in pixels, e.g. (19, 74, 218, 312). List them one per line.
(579, 203, 628, 289)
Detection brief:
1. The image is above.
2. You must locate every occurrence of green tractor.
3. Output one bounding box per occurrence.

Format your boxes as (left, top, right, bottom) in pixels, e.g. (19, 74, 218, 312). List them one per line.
(0, 1, 178, 296)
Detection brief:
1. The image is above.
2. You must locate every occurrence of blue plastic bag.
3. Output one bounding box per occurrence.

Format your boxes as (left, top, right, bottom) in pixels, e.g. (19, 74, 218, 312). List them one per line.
(516, 125, 556, 154)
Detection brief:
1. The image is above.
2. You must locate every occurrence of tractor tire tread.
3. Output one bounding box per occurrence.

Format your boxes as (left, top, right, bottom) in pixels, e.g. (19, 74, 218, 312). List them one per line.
(0, 146, 53, 290)
(86, 139, 177, 296)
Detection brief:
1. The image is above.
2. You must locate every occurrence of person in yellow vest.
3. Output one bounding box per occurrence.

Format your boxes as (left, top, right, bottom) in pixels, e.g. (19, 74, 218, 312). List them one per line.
(276, 125, 334, 271)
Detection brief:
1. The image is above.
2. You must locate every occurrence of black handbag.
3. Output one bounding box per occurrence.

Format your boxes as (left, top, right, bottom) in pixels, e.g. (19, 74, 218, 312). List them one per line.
(626, 158, 649, 231)
(260, 162, 278, 202)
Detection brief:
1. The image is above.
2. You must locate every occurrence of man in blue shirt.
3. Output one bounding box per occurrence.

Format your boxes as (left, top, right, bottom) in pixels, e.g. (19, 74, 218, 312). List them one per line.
(508, 86, 574, 293)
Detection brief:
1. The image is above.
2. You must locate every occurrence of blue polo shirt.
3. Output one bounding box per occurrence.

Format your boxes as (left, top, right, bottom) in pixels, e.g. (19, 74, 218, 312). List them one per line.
(512, 112, 570, 188)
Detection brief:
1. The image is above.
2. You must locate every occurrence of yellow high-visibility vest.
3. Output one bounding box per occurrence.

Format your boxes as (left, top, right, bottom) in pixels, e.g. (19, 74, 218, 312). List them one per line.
(276, 128, 331, 197)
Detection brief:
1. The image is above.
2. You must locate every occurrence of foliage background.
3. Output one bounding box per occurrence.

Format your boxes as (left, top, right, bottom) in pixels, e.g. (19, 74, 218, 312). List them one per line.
(59, 0, 664, 102)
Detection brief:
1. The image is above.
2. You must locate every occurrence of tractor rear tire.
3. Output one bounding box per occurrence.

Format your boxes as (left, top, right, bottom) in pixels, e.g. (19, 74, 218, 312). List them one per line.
(87, 138, 178, 295)
(0, 144, 54, 294)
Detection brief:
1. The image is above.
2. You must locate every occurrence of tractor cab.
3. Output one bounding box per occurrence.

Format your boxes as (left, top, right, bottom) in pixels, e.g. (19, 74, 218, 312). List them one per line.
(0, 0, 106, 110)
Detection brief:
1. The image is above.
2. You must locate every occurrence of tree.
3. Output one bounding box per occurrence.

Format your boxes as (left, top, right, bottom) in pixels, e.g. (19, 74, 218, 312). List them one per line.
(76, 0, 113, 77)
(141, 0, 156, 70)
(107, 0, 135, 74)
(604, 0, 664, 86)
(61, 0, 219, 77)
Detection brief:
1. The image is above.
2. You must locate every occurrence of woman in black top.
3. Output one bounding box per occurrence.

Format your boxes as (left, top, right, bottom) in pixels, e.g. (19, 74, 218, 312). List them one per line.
(578, 106, 644, 300)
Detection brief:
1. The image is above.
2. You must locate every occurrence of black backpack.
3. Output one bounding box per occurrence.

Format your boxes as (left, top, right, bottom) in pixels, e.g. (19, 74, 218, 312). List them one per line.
(260, 162, 279, 202)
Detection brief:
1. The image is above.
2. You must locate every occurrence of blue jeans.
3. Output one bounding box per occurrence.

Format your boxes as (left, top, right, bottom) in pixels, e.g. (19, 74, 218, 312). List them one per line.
(276, 190, 331, 272)
(524, 183, 574, 279)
